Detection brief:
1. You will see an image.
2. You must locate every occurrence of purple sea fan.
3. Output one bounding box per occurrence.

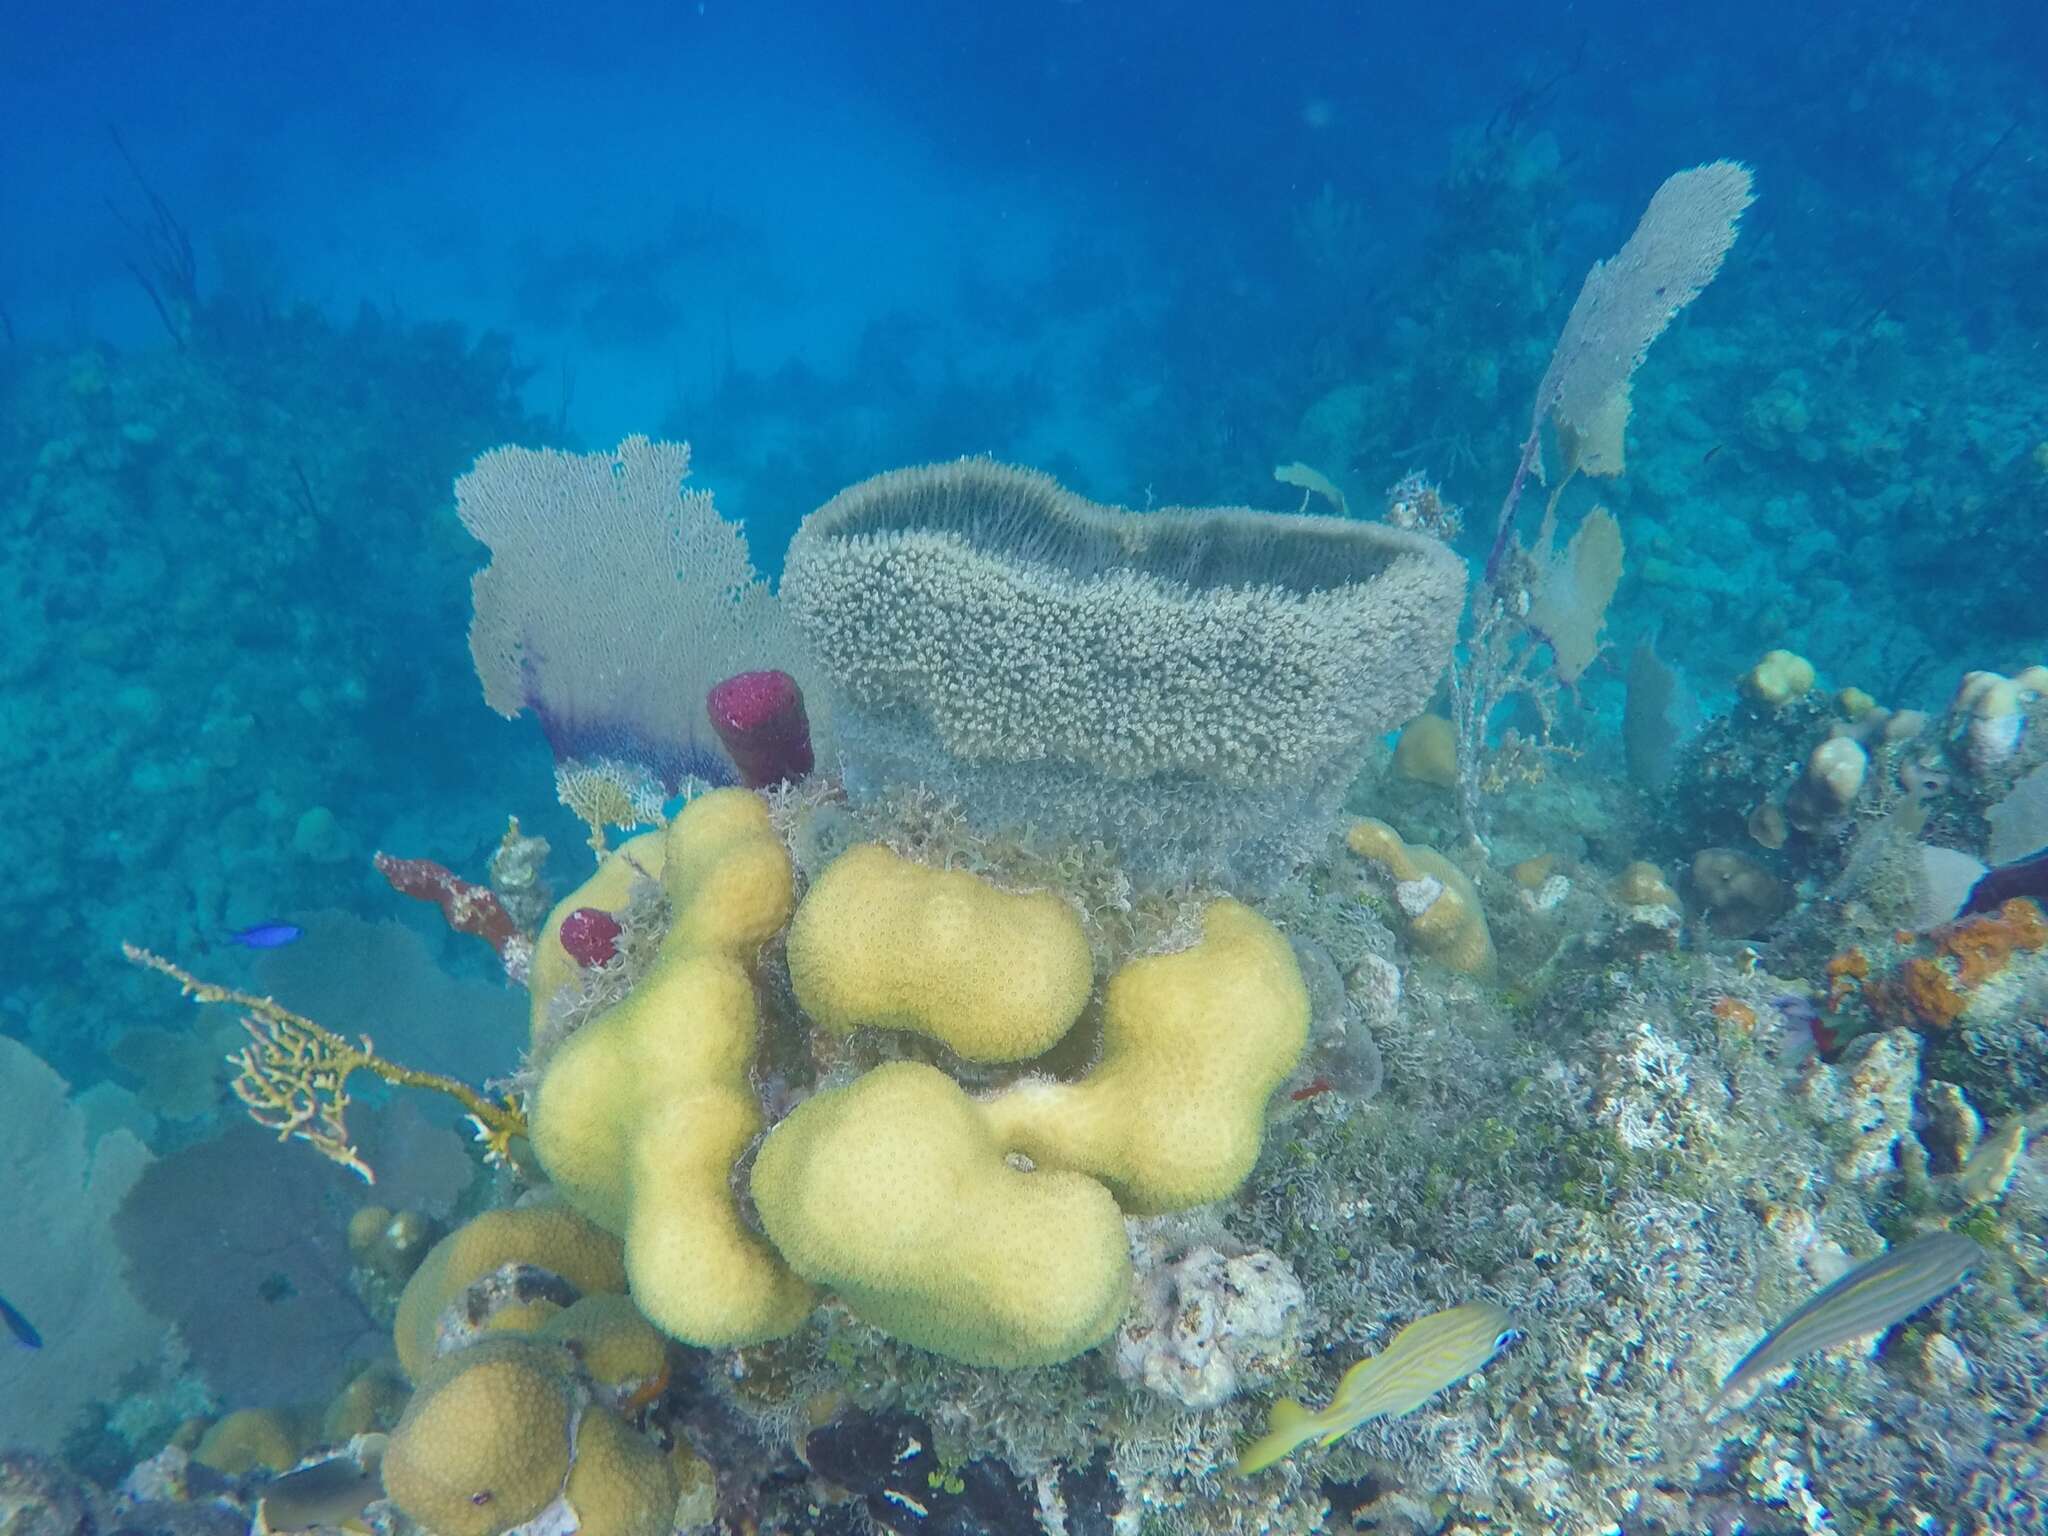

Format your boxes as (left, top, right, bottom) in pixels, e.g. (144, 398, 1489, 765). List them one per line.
(458, 436, 802, 796)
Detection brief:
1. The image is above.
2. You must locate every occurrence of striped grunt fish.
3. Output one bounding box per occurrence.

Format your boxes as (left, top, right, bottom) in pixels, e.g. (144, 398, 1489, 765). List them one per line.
(1713, 1232, 1982, 1412)
(1235, 1301, 1518, 1475)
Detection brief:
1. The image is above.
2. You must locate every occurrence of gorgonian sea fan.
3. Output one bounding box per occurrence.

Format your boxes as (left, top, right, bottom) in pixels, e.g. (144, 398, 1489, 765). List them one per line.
(457, 436, 798, 795)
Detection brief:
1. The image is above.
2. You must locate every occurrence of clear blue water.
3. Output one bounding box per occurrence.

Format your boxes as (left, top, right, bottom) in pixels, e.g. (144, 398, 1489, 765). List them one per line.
(3, 0, 2046, 1517)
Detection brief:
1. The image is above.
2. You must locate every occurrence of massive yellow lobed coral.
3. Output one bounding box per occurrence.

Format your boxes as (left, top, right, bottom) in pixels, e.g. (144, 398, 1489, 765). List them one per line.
(981, 899, 1311, 1213)
(528, 788, 814, 1349)
(751, 1060, 1131, 1368)
(785, 843, 1093, 1061)
(518, 794, 1310, 1370)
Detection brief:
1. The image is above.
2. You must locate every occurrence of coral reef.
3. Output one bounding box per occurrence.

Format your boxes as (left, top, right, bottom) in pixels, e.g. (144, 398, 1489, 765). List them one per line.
(24, 97, 2048, 1536)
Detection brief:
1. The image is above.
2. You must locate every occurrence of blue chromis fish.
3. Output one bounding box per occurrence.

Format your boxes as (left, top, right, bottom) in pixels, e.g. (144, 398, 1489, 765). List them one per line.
(1, 1292, 42, 1348)
(230, 921, 304, 949)
(1712, 1232, 1981, 1412)
(1235, 1302, 1517, 1474)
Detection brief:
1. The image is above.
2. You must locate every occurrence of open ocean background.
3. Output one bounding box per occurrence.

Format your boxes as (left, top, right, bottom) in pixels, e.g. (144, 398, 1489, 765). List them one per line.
(2, 0, 2044, 1106)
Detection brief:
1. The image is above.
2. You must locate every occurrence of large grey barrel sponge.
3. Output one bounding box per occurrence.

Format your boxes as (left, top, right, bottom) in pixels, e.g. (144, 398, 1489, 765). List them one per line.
(782, 459, 1466, 886)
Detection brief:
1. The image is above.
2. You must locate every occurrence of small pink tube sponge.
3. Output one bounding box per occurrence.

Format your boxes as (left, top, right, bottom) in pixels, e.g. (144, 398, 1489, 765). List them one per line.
(707, 670, 814, 788)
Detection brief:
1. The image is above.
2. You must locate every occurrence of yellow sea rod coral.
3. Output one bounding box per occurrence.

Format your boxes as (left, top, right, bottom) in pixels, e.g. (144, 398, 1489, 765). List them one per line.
(1345, 819, 1495, 977)
(528, 789, 814, 1348)
(382, 1337, 576, 1536)
(751, 1060, 1131, 1368)
(982, 899, 1311, 1213)
(785, 844, 1093, 1061)
(394, 1203, 627, 1379)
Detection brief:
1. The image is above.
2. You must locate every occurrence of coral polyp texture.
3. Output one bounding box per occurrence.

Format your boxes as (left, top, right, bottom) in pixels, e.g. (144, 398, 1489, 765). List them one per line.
(781, 457, 1466, 885)
(979, 898, 1311, 1213)
(784, 842, 1094, 1062)
(752, 1059, 1134, 1368)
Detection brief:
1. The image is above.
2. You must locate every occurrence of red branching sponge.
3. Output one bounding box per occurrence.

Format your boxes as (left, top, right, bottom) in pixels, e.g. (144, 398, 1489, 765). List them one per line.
(373, 852, 522, 959)
(707, 669, 814, 788)
(558, 907, 623, 968)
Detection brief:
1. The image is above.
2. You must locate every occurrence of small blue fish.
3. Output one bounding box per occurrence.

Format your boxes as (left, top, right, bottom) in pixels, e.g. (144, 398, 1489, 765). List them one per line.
(1, 1293, 42, 1349)
(230, 921, 304, 949)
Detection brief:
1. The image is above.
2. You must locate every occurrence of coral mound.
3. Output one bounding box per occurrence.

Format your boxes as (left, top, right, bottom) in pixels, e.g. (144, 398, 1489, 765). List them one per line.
(752, 1060, 1133, 1368)
(528, 789, 815, 1349)
(526, 792, 1309, 1368)
(785, 842, 1093, 1062)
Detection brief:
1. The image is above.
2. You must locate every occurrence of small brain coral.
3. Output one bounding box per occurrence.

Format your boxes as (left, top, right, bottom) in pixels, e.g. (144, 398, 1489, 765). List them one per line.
(383, 1337, 578, 1536)
(782, 458, 1465, 886)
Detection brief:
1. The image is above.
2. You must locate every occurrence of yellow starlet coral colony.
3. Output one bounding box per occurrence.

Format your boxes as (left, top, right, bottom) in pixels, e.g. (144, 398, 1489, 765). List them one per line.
(106, 158, 2048, 1536)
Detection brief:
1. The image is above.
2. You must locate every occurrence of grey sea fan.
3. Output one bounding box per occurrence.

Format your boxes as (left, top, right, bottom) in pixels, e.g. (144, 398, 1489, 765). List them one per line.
(1537, 160, 1756, 479)
(458, 436, 801, 792)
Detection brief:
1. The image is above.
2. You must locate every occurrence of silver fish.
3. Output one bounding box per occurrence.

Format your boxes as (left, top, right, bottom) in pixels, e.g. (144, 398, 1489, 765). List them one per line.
(1715, 1232, 1981, 1410)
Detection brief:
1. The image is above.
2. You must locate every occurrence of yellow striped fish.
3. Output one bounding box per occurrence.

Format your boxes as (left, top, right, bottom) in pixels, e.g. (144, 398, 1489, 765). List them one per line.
(1712, 1232, 1981, 1412)
(1234, 1302, 1518, 1475)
